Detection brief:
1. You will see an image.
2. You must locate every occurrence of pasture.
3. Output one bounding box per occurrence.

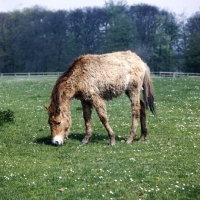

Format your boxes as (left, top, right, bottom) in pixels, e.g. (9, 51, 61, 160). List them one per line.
(0, 76, 199, 199)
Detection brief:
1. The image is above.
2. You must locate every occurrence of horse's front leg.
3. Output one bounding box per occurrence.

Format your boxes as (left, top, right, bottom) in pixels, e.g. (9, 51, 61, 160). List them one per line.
(126, 89, 140, 144)
(81, 100, 93, 144)
(92, 95, 116, 146)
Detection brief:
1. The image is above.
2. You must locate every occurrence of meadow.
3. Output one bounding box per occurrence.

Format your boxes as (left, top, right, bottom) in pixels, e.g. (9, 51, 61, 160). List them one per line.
(0, 76, 199, 200)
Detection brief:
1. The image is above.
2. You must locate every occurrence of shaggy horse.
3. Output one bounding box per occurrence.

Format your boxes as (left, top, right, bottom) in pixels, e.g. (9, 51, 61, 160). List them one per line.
(45, 51, 155, 146)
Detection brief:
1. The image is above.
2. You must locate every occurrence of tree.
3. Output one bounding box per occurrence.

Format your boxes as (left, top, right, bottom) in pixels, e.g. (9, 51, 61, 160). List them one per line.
(151, 11, 179, 71)
(41, 10, 69, 71)
(173, 14, 188, 72)
(104, 0, 136, 52)
(128, 4, 160, 62)
(0, 3, 195, 73)
(184, 11, 200, 72)
(67, 7, 108, 57)
(128, 4, 179, 71)
(0, 12, 10, 72)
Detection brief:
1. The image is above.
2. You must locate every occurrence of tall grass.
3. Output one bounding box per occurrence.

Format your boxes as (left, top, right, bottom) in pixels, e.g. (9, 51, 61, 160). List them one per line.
(0, 77, 199, 199)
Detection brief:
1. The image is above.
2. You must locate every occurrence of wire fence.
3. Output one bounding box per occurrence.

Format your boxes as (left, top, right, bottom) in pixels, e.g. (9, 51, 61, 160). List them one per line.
(1, 71, 200, 78)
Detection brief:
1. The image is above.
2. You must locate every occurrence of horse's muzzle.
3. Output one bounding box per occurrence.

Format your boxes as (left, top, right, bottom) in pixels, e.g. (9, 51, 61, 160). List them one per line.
(52, 135, 64, 146)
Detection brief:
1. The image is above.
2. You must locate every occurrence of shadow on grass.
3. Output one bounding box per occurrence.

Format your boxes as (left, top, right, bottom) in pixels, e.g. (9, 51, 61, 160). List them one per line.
(69, 132, 111, 143)
(35, 136, 52, 145)
(68, 132, 140, 143)
(35, 132, 141, 145)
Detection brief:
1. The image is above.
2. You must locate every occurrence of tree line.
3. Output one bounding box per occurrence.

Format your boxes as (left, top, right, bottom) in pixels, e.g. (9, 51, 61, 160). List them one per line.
(0, 1, 199, 73)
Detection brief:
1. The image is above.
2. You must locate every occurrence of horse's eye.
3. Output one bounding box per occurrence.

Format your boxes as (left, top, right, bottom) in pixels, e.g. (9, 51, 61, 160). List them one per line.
(56, 122, 61, 126)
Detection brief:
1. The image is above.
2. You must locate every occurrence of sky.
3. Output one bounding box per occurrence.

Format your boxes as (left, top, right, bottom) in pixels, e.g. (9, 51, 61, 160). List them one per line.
(0, 0, 200, 17)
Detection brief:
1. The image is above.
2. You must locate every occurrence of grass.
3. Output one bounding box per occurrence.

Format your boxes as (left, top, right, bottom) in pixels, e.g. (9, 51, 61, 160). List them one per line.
(0, 76, 199, 200)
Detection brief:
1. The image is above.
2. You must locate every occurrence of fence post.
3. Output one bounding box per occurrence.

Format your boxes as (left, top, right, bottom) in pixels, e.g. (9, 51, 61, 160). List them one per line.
(1, 73, 3, 78)
(173, 72, 175, 78)
(28, 73, 30, 78)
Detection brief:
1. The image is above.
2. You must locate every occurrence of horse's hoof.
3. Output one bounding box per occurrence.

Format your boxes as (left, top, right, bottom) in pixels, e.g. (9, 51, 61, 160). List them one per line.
(126, 136, 135, 144)
(110, 139, 116, 146)
(81, 141, 88, 145)
(126, 140, 132, 144)
(138, 136, 146, 141)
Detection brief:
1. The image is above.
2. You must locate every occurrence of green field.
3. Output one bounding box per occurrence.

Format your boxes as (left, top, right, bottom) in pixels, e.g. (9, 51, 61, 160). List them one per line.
(0, 77, 199, 199)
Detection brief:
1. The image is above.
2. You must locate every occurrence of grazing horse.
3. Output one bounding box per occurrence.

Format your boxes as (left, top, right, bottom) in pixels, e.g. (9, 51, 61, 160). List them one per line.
(45, 51, 155, 146)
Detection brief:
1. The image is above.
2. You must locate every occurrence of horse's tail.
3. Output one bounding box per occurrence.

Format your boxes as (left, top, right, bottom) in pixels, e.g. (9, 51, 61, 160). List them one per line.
(142, 64, 156, 115)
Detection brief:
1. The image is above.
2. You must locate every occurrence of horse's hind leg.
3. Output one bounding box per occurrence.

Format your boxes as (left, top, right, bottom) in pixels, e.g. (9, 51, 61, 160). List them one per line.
(81, 100, 93, 144)
(91, 95, 116, 146)
(126, 88, 140, 144)
(139, 99, 148, 141)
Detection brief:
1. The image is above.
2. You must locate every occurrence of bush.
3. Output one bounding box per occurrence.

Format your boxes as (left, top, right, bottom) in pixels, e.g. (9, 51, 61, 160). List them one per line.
(0, 109, 14, 125)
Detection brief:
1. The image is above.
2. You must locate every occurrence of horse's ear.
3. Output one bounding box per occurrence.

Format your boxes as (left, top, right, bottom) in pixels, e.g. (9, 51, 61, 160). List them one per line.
(44, 105, 49, 110)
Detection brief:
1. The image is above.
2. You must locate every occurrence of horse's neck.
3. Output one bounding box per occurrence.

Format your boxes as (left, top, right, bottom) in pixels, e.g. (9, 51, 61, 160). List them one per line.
(58, 82, 74, 112)
(59, 99, 72, 113)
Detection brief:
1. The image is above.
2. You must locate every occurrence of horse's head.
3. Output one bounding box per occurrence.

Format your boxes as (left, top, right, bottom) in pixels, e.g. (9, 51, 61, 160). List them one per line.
(45, 105, 71, 146)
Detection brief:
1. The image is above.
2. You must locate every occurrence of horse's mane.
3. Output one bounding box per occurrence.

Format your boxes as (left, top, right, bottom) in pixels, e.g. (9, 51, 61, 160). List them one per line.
(49, 56, 85, 111)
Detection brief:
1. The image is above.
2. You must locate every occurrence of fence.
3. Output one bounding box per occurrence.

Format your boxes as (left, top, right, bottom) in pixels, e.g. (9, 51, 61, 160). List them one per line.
(0, 72, 62, 78)
(1, 72, 200, 78)
(151, 72, 200, 77)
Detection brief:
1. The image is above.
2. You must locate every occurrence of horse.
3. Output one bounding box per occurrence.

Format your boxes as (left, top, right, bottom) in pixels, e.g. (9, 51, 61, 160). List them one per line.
(45, 51, 155, 146)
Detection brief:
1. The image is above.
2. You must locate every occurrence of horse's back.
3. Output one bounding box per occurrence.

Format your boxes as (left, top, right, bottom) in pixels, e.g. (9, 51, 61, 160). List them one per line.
(73, 51, 146, 100)
(81, 51, 145, 78)
(84, 51, 144, 70)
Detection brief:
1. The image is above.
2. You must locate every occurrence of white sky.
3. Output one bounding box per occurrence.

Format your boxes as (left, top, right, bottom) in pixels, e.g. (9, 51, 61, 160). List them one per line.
(0, 0, 200, 17)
